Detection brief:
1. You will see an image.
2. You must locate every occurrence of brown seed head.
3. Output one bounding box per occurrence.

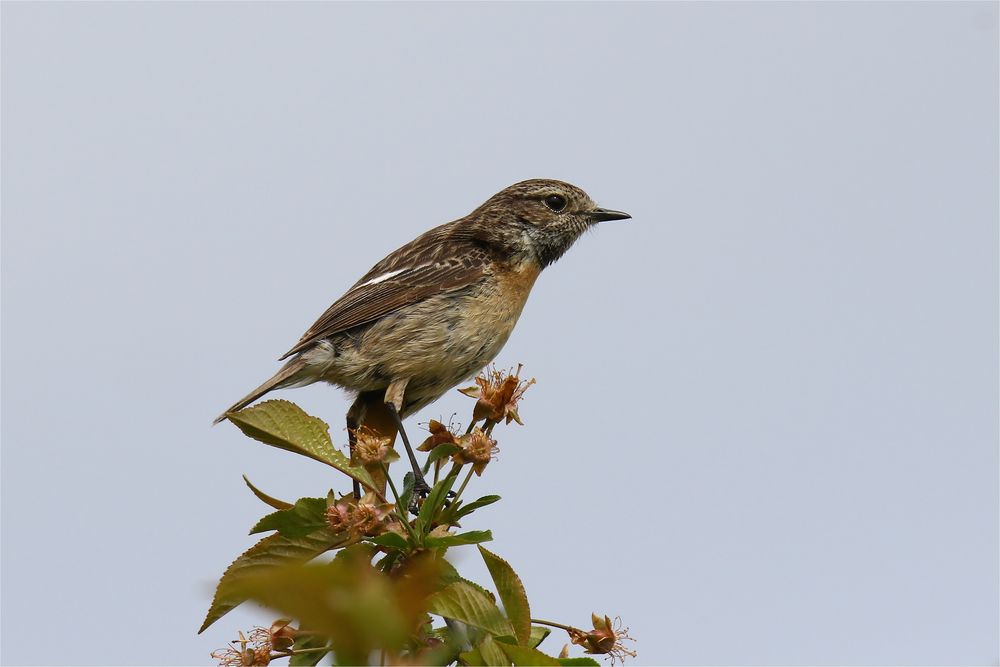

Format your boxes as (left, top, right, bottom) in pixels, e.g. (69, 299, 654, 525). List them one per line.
(352, 426, 397, 466)
(568, 614, 637, 665)
(452, 428, 498, 476)
(261, 619, 296, 653)
(416, 419, 460, 452)
(325, 493, 394, 537)
(211, 630, 272, 666)
(459, 364, 535, 425)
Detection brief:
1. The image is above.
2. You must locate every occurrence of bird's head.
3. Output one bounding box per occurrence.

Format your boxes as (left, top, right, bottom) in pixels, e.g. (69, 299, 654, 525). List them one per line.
(467, 179, 630, 267)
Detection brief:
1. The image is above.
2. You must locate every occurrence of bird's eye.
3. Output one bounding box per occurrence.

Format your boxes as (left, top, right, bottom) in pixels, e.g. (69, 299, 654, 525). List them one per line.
(543, 194, 567, 212)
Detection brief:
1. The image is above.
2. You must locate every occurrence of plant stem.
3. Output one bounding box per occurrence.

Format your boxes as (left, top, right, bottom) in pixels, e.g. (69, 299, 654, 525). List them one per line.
(380, 462, 419, 543)
(530, 618, 579, 633)
(452, 466, 475, 505)
(274, 646, 333, 657)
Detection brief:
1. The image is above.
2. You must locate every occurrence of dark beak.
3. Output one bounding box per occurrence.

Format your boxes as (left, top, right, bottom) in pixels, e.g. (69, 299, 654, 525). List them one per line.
(590, 207, 631, 222)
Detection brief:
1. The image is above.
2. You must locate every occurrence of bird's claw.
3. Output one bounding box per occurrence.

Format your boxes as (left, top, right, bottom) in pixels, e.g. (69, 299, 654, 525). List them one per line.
(408, 476, 432, 514)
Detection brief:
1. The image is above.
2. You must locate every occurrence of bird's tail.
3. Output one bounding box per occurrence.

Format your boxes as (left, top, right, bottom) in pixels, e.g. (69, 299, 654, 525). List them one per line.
(213, 357, 309, 425)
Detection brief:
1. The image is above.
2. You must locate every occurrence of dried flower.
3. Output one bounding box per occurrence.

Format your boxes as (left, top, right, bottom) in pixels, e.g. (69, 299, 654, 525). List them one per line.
(416, 419, 460, 452)
(255, 619, 296, 653)
(325, 493, 394, 537)
(568, 614, 637, 665)
(459, 364, 535, 425)
(452, 428, 498, 476)
(211, 629, 272, 666)
(351, 426, 398, 467)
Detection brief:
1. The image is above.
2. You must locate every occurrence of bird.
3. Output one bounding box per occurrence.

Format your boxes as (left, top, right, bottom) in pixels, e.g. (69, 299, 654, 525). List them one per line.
(216, 178, 629, 498)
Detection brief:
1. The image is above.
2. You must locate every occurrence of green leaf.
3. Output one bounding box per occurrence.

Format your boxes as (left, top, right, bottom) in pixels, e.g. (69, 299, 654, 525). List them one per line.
(425, 442, 460, 466)
(425, 530, 493, 548)
(288, 628, 330, 666)
(231, 558, 431, 666)
(477, 634, 513, 666)
(557, 659, 601, 666)
(459, 648, 487, 666)
(452, 495, 501, 520)
(368, 532, 409, 551)
(198, 529, 346, 633)
(529, 626, 551, 649)
(415, 472, 458, 538)
(427, 581, 514, 638)
(479, 546, 532, 646)
(227, 400, 376, 492)
(250, 497, 328, 538)
(242, 474, 293, 510)
(439, 558, 497, 604)
(495, 641, 562, 666)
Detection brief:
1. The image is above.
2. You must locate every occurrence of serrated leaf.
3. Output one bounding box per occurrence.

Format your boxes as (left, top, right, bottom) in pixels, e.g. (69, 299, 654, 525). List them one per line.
(479, 546, 531, 646)
(529, 626, 551, 649)
(415, 472, 458, 538)
(557, 659, 601, 666)
(477, 634, 512, 666)
(427, 581, 514, 638)
(368, 532, 409, 550)
(250, 497, 327, 538)
(198, 529, 346, 633)
(425, 530, 493, 548)
(439, 559, 497, 604)
(495, 641, 562, 666)
(242, 474, 293, 510)
(227, 400, 376, 492)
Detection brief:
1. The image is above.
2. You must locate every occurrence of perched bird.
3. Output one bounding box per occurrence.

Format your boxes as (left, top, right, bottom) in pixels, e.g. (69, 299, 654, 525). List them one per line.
(216, 179, 629, 496)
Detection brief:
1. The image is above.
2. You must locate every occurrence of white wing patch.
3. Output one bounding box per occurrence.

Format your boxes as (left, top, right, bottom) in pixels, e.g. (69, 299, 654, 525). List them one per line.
(355, 268, 408, 289)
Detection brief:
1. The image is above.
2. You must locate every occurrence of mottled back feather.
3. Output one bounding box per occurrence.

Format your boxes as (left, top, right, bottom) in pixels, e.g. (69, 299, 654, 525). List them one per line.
(279, 223, 491, 360)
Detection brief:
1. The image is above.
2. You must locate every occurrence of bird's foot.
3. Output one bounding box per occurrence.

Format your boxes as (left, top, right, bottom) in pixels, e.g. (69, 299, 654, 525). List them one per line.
(408, 474, 432, 514)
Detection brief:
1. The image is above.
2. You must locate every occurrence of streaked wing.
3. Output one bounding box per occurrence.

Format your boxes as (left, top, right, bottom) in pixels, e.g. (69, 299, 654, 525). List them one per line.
(279, 242, 488, 360)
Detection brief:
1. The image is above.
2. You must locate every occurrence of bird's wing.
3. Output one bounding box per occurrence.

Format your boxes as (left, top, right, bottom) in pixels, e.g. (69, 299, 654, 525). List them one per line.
(279, 237, 489, 360)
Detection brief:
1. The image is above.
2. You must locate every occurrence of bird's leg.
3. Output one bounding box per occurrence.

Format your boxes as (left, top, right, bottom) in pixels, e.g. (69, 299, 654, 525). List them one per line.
(346, 396, 365, 500)
(384, 378, 431, 499)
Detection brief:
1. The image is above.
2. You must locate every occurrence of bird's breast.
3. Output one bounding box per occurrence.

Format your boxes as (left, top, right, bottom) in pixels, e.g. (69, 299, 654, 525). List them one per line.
(320, 259, 543, 401)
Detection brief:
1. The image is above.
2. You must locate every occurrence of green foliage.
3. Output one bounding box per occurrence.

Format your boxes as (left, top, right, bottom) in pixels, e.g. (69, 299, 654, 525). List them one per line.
(424, 529, 493, 548)
(242, 474, 293, 510)
(286, 628, 329, 667)
(199, 529, 347, 634)
(206, 368, 635, 665)
(427, 581, 514, 638)
(530, 626, 552, 648)
(414, 472, 458, 539)
(496, 641, 563, 666)
(226, 400, 376, 492)
(250, 497, 328, 538)
(479, 545, 532, 646)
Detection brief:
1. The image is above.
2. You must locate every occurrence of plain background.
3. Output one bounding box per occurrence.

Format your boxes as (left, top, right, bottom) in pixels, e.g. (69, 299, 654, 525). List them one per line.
(2, 2, 997, 665)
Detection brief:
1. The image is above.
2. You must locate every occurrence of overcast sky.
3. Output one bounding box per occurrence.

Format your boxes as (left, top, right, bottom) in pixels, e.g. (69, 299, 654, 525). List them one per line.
(2, 2, 997, 665)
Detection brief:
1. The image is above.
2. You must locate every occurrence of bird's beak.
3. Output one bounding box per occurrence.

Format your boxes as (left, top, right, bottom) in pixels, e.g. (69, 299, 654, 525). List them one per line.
(590, 207, 631, 222)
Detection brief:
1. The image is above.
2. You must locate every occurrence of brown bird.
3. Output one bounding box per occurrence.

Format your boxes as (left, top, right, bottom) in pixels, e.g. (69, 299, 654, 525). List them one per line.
(216, 179, 629, 497)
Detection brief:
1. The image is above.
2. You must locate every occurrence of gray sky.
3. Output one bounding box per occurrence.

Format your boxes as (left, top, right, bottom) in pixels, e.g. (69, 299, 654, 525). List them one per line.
(2, 2, 997, 665)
